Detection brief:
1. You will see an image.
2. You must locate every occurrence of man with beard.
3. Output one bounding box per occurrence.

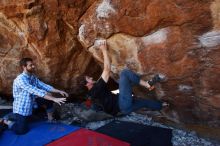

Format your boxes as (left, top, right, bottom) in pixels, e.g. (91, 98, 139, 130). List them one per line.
(0, 58, 67, 135)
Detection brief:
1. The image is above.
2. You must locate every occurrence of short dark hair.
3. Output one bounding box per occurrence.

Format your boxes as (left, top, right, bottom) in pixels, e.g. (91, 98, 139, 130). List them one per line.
(79, 76, 87, 86)
(70, 75, 88, 95)
(20, 58, 33, 67)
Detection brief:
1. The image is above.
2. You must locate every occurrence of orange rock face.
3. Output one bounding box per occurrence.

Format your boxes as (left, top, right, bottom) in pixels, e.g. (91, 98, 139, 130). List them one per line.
(0, 0, 220, 127)
(0, 0, 101, 96)
(78, 0, 220, 126)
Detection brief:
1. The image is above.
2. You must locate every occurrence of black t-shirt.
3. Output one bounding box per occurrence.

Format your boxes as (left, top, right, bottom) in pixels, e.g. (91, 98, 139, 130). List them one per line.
(88, 77, 119, 115)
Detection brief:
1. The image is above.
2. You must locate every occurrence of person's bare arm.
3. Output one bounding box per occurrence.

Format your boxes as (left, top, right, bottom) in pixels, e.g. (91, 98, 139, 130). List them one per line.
(99, 40, 111, 83)
(139, 80, 155, 90)
(44, 93, 66, 105)
(51, 88, 69, 97)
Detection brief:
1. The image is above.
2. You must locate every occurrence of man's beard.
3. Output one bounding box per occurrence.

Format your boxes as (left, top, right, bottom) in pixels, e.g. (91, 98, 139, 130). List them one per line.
(26, 68, 34, 74)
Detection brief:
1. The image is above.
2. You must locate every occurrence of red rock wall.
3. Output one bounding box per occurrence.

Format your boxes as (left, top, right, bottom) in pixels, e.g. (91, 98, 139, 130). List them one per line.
(0, 0, 101, 96)
(0, 0, 220, 126)
(78, 0, 220, 126)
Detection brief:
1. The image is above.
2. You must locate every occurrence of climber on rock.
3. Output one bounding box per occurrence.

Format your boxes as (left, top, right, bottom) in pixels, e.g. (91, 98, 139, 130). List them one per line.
(79, 39, 169, 116)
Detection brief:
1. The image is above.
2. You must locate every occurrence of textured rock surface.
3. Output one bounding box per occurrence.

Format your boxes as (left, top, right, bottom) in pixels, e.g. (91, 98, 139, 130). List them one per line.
(0, 0, 101, 96)
(78, 0, 220, 127)
(0, 0, 220, 130)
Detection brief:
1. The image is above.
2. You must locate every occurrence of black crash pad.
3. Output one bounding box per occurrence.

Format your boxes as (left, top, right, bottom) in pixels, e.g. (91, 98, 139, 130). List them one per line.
(96, 120, 173, 146)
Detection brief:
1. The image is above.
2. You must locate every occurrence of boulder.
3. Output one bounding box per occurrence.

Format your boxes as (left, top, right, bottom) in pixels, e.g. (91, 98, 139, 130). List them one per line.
(78, 0, 220, 126)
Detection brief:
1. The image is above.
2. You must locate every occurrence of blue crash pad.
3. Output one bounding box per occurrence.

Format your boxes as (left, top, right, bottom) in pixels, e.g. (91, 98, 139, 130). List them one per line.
(0, 121, 80, 146)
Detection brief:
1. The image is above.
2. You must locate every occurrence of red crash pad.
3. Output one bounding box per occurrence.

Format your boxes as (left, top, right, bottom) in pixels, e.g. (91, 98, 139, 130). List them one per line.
(47, 128, 130, 146)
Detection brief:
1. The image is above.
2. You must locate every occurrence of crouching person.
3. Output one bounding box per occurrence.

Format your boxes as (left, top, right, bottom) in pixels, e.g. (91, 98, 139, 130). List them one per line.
(1, 58, 68, 135)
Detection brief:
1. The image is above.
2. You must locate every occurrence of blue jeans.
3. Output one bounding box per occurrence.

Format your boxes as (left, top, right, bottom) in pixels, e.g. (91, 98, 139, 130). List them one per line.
(10, 113, 29, 135)
(6, 98, 53, 135)
(118, 69, 162, 114)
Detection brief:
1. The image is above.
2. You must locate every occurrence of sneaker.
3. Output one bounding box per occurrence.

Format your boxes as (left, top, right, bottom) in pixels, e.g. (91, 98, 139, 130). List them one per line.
(162, 102, 170, 108)
(0, 118, 15, 129)
(0, 119, 8, 129)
